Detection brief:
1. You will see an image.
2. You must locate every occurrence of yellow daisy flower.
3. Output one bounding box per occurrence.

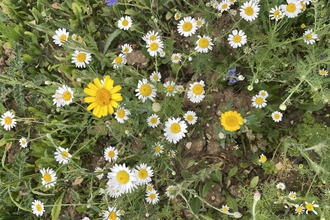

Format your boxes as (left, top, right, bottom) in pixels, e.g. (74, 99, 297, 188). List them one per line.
(220, 110, 243, 132)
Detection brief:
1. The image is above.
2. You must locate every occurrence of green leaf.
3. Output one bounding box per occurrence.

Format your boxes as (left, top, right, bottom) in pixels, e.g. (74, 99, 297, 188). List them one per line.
(202, 181, 215, 197)
(181, 170, 192, 179)
(51, 192, 64, 220)
(186, 159, 195, 169)
(200, 214, 215, 220)
(250, 176, 259, 188)
(191, 197, 200, 215)
(226, 194, 238, 211)
(103, 29, 121, 54)
(297, 103, 325, 111)
(212, 170, 222, 184)
(227, 166, 238, 179)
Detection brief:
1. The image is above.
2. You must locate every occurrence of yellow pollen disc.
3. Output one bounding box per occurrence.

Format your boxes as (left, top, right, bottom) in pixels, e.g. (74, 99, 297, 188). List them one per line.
(168, 187, 173, 193)
(116, 170, 129, 184)
(22, 140, 27, 145)
(138, 169, 148, 179)
(286, 3, 296, 13)
(260, 156, 267, 163)
(320, 71, 326, 75)
(123, 48, 129, 53)
(61, 151, 69, 159)
(95, 88, 111, 105)
(43, 173, 52, 182)
(174, 56, 179, 60)
(274, 114, 280, 119)
(150, 117, 158, 124)
(192, 84, 204, 95)
(149, 35, 156, 41)
(117, 109, 126, 118)
(149, 42, 159, 51)
(155, 146, 161, 152)
(274, 10, 281, 18)
(62, 91, 72, 101)
(306, 33, 313, 41)
(109, 211, 117, 220)
(147, 185, 153, 191)
(222, 207, 228, 212)
(225, 116, 239, 127)
(244, 6, 254, 16)
(296, 206, 303, 212)
(97, 169, 102, 173)
(77, 53, 86, 62)
(36, 204, 42, 212)
(167, 85, 174, 91)
(198, 38, 209, 48)
(222, 4, 228, 9)
(149, 193, 156, 200)
(255, 97, 264, 105)
(182, 22, 193, 32)
(233, 35, 242, 43)
(197, 20, 202, 26)
(115, 56, 123, 64)
(122, 19, 129, 26)
(59, 34, 67, 42)
(153, 75, 159, 80)
(108, 151, 115, 158)
(187, 115, 194, 121)
(140, 84, 152, 97)
(170, 123, 181, 134)
(4, 116, 12, 125)
(305, 203, 313, 211)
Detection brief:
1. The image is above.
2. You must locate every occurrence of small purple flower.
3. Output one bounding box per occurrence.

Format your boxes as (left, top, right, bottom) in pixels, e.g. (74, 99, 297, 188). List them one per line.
(226, 68, 240, 84)
(106, 0, 118, 6)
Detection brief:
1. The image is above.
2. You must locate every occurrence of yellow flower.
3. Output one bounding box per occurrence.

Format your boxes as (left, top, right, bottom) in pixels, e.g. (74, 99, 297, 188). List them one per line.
(220, 110, 243, 132)
(84, 76, 122, 118)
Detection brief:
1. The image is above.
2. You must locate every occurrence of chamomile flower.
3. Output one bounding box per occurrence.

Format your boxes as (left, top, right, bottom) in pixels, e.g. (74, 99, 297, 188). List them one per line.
(159, 50, 166, 57)
(104, 146, 119, 162)
(270, 6, 283, 21)
(187, 80, 205, 103)
(164, 117, 188, 144)
(153, 142, 164, 156)
(218, 1, 232, 13)
(271, 111, 283, 122)
(52, 28, 69, 46)
(228, 29, 247, 48)
(54, 147, 72, 164)
(177, 16, 197, 37)
(259, 154, 267, 163)
(121, 43, 133, 54)
(195, 35, 214, 53)
(71, 50, 92, 68)
(305, 201, 319, 215)
(142, 30, 161, 42)
(220, 205, 230, 213)
(82, 217, 91, 220)
(174, 12, 181, 20)
(95, 167, 104, 180)
(319, 68, 328, 76)
(176, 85, 185, 93)
(52, 85, 74, 107)
(168, 150, 176, 158)
(258, 90, 269, 99)
(150, 71, 162, 82)
(145, 189, 159, 204)
(281, 0, 302, 18)
(112, 53, 127, 69)
(164, 81, 177, 96)
(135, 78, 157, 102)
(102, 206, 121, 220)
(303, 29, 318, 44)
(107, 163, 137, 194)
(31, 200, 45, 217)
(19, 137, 28, 148)
(133, 163, 153, 185)
(240, 0, 260, 21)
(147, 114, 160, 128)
(243, 47, 252, 54)
(146, 184, 154, 192)
(276, 182, 286, 190)
(295, 204, 305, 215)
(0, 111, 16, 131)
(184, 111, 198, 125)
(118, 15, 132, 30)
(146, 39, 164, 57)
(40, 167, 57, 188)
(106, 183, 122, 198)
(252, 95, 267, 108)
(171, 53, 182, 63)
(166, 185, 176, 198)
(115, 107, 130, 123)
(288, 191, 297, 200)
(71, 34, 77, 40)
(196, 17, 205, 28)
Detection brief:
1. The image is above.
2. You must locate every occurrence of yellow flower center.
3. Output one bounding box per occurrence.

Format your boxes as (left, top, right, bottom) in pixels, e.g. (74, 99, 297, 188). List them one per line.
(296, 206, 303, 213)
(306, 33, 313, 41)
(150, 117, 158, 124)
(174, 56, 179, 60)
(198, 38, 209, 48)
(77, 52, 86, 62)
(117, 109, 126, 118)
(155, 146, 161, 152)
(222, 207, 228, 212)
(61, 150, 69, 159)
(233, 35, 242, 43)
(260, 156, 267, 163)
(244, 6, 254, 16)
(4, 116, 12, 125)
(301, 2, 306, 11)
(59, 34, 67, 42)
(274, 10, 281, 18)
(167, 85, 174, 91)
(222, 3, 228, 9)
(320, 70, 326, 75)
(123, 48, 129, 53)
(305, 203, 314, 211)
(286, 3, 296, 13)
(138, 169, 148, 179)
(301, 24, 306, 28)
(97, 169, 102, 173)
(140, 84, 152, 97)
(196, 20, 202, 26)
(152, 75, 159, 81)
(192, 84, 204, 95)
(170, 123, 181, 134)
(62, 91, 72, 101)
(116, 170, 129, 184)
(175, 13, 181, 19)
(186, 115, 194, 121)
(95, 88, 111, 105)
(115, 56, 123, 64)
(273, 114, 280, 119)
(224, 115, 239, 127)
(149, 193, 156, 200)
(182, 22, 193, 32)
(109, 211, 117, 220)
(147, 185, 153, 191)
(36, 204, 42, 212)
(43, 173, 52, 183)
(149, 42, 159, 51)
(255, 97, 264, 105)
(108, 151, 115, 158)
(122, 19, 129, 26)
(21, 140, 27, 145)
(168, 187, 173, 193)
(149, 35, 157, 41)
(289, 193, 295, 199)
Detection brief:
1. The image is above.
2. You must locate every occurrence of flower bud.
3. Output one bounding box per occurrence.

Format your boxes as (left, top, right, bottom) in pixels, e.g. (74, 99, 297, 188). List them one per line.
(279, 103, 287, 111)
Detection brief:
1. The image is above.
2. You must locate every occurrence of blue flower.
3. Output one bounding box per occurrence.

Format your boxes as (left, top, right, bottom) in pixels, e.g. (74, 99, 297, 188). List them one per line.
(225, 68, 240, 84)
(106, 0, 118, 6)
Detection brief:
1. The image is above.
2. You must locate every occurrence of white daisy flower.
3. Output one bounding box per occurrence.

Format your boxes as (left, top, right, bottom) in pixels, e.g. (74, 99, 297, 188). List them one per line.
(112, 53, 127, 69)
(251, 95, 267, 108)
(142, 30, 161, 42)
(118, 15, 132, 30)
(104, 146, 119, 162)
(71, 34, 77, 40)
(229, 0, 237, 4)
(133, 163, 154, 185)
(106, 183, 122, 198)
(145, 189, 159, 204)
(187, 80, 205, 103)
(303, 29, 317, 45)
(305, 201, 319, 215)
(271, 111, 283, 122)
(71, 50, 92, 68)
(31, 200, 45, 217)
(171, 53, 182, 64)
(210, 0, 219, 8)
(195, 35, 214, 53)
(107, 163, 137, 194)
(135, 78, 157, 102)
(220, 204, 230, 213)
(319, 68, 328, 76)
(164, 117, 188, 144)
(146, 39, 164, 57)
(121, 43, 133, 54)
(153, 142, 164, 156)
(280, 0, 302, 18)
(82, 217, 90, 220)
(269, 6, 283, 21)
(52, 85, 74, 107)
(40, 167, 57, 188)
(102, 206, 121, 220)
(228, 29, 247, 48)
(196, 17, 205, 28)
(184, 111, 198, 125)
(19, 137, 28, 148)
(147, 114, 160, 128)
(177, 16, 197, 37)
(240, 0, 260, 21)
(146, 184, 154, 192)
(150, 71, 161, 82)
(54, 147, 72, 164)
(288, 191, 297, 200)
(1, 111, 17, 131)
(295, 204, 305, 215)
(159, 50, 166, 57)
(164, 81, 177, 97)
(258, 90, 268, 99)
(94, 167, 104, 180)
(168, 150, 176, 158)
(217, 1, 232, 13)
(165, 185, 176, 198)
(276, 182, 286, 190)
(176, 85, 185, 93)
(174, 12, 181, 20)
(115, 107, 131, 123)
(52, 28, 69, 46)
